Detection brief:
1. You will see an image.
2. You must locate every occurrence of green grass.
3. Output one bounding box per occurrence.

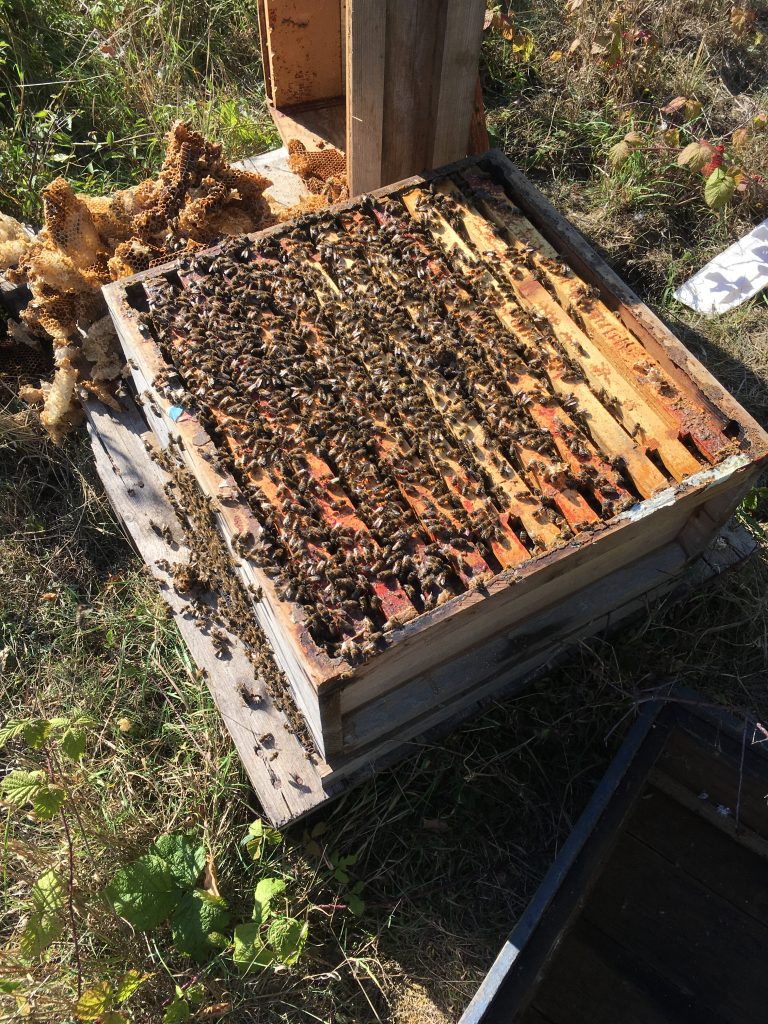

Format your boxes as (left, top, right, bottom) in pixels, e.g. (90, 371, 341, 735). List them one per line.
(2, 2, 768, 1022)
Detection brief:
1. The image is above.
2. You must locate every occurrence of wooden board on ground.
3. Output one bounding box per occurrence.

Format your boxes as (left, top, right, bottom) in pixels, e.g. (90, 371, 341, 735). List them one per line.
(460, 693, 768, 1024)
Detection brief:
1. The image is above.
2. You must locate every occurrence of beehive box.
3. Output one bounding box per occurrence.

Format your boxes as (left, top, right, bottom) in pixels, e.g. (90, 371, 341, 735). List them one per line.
(460, 691, 768, 1023)
(104, 150, 768, 765)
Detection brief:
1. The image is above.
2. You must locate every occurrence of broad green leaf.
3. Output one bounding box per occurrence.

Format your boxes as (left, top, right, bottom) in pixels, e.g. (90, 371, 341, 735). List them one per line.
(99, 1013, 129, 1024)
(232, 921, 275, 972)
(75, 981, 112, 1020)
(105, 854, 184, 930)
(0, 980, 22, 993)
(20, 909, 63, 958)
(1, 769, 46, 807)
(243, 819, 282, 861)
(151, 833, 205, 888)
(0, 720, 29, 748)
(59, 727, 86, 761)
(253, 877, 285, 925)
(114, 969, 151, 1004)
(22, 720, 51, 749)
(31, 869, 66, 916)
(170, 890, 230, 962)
(163, 995, 191, 1023)
(33, 784, 66, 820)
(347, 893, 365, 916)
(704, 168, 737, 211)
(267, 916, 307, 965)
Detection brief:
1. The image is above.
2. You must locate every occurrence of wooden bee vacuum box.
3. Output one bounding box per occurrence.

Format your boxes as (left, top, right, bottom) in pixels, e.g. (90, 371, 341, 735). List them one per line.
(104, 149, 768, 769)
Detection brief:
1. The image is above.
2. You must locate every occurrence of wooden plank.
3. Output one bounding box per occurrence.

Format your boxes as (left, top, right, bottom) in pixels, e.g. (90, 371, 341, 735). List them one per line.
(434, 180, 704, 484)
(431, 0, 486, 167)
(346, 0, 484, 192)
(626, 784, 768, 924)
(460, 169, 732, 464)
(481, 150, 767, 452)
(262, 0, 343, 107)
(84, 395, 328, 826)
(345, 0, 386, 195)
(653, 727, 768, 839)
(399, 186, 670, 500)
(529, 918, 709, 1024)
(582, 831, 768, 1024)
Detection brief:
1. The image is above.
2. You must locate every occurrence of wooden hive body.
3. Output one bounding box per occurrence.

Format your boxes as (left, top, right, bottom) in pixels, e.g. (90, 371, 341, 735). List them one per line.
(104, 150, 768, 767)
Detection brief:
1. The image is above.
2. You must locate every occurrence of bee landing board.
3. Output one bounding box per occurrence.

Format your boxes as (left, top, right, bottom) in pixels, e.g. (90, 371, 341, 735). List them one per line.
(104, 150, 768, 768)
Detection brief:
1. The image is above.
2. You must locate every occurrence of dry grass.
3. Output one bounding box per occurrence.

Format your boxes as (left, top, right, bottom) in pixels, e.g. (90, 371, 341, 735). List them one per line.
(2, 1, 768, 1022)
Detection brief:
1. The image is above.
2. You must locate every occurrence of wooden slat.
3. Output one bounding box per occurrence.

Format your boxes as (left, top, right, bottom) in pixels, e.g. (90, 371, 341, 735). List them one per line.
(582, 831, 768, 1024)
(146, 279, 419, 632)
(460, 169, 732, 465)
(399, 187, 670, 500)
(345, 0, 386, 195)
(367, 202, 605, 529)
(431, 0, 486, 166)
(322, 224, 563, 550)
(626, 784, 768, 924)
(296, 242, 532, 570)
(345, 0, 484, 192)
(434, 180, 704, 484)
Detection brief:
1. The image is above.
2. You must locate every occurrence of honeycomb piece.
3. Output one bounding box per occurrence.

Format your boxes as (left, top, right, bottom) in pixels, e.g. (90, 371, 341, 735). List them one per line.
(0, 213, 32, 271)
(9, 119, 275, 441)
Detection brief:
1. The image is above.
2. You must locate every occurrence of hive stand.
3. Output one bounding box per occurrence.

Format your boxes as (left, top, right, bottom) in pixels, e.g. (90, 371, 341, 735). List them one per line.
(85, 148, 760, 828)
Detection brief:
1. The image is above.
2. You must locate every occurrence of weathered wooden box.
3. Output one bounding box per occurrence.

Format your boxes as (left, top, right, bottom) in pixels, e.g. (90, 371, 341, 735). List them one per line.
(461, 691, 768, 1023)
(104, 150, 768, 769)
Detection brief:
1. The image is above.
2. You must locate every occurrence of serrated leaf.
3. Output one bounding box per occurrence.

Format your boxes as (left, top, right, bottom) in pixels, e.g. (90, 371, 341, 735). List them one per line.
(253, 877, 285, 925)
(0, 720, 29, 748)
(31, 869, 66, 916)
(75, 981, 112, 1020)
(105, 854, 184, 930)
(163, 995, 191, 1023)
(59, 727, 86, 761)
(22, 720, 51, 749)
(20, 909, 64, 958)
(151, 833, 205, 889)
(185, 982, 206, 1007)
(232, 922, 276, 973)
(704, 167, 737, 210)
(170, 890, 230, 962)
(33, 784, 66, 820)
(677, 141, 713, 172)
(266, 916, 307, 965)
(114, 970, 151, 1004)
(1, 769, 46, 808)
(243, 819, 282, 861)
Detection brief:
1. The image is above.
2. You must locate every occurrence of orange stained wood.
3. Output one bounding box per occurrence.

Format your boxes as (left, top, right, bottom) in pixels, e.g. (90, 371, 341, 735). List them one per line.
(461, 169, 731, 465)
(330, 221, 563, 550)
(297, 243, 532, 568)
(400, 187, 671, 499)
(433, 180, 703, 484)
(366, 204, 603, 530)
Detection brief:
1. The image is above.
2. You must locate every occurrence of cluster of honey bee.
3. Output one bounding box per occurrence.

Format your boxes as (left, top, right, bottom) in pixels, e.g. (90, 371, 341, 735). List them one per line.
(141, 180, 640, 664)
